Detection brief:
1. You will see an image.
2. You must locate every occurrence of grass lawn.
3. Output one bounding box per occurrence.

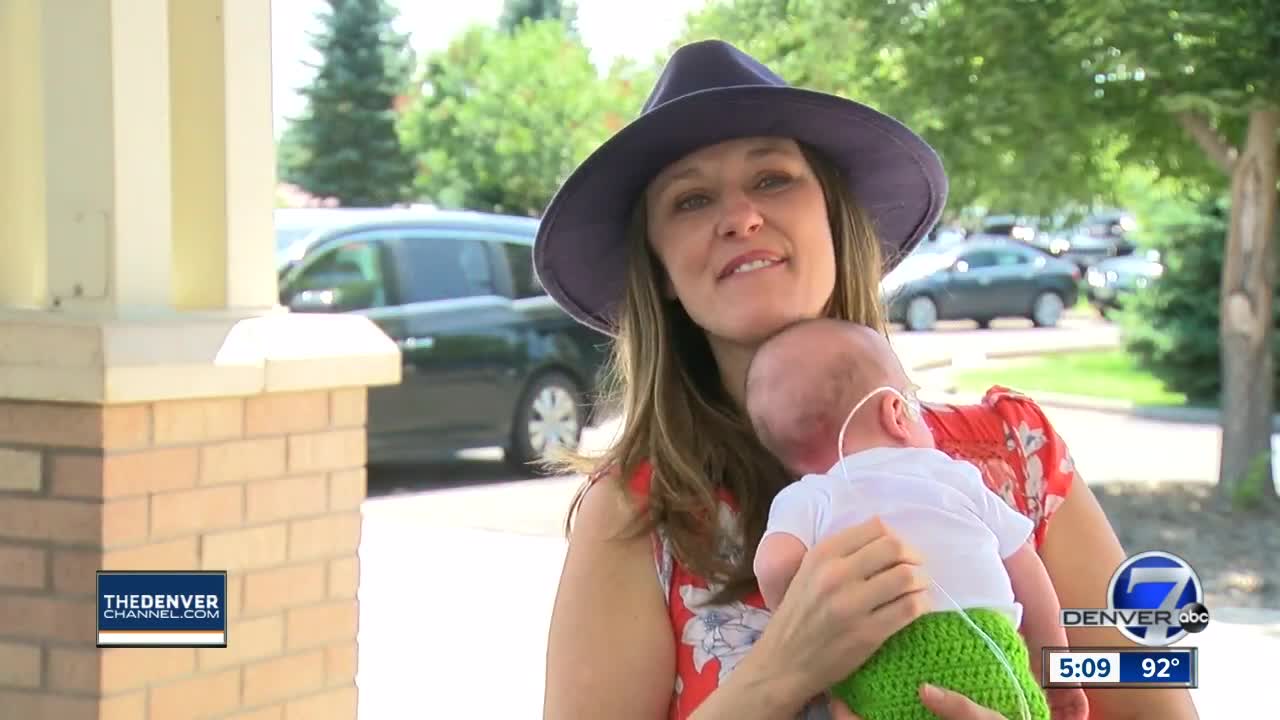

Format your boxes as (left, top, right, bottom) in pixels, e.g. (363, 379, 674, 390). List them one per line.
(951, 350, 1194, 407)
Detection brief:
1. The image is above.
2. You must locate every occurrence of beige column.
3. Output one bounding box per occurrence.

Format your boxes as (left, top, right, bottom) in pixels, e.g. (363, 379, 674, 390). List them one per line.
(0, 0, 46, 309)
(41, 0, 175, 315)
(0, 1, 400, 718)
(170, 0, 278, 312)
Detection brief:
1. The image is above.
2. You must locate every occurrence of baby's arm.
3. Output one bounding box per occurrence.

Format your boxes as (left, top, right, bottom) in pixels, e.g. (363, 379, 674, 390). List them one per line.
(753, 480, 824, 612)
(755, 533, 808, 611)
(1003, 541, 1067, 680)
(966, 465, 1088, 720)
(968, 471, 1063, 673)
(1005, 543, 1089, 720)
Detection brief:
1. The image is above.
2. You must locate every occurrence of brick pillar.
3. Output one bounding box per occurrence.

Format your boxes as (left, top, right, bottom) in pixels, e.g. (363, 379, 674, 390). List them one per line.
(0, 388, 369, 719)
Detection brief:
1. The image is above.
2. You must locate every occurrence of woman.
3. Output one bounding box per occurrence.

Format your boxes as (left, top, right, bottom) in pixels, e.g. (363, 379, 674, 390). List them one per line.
(537, 40, 1198, 720)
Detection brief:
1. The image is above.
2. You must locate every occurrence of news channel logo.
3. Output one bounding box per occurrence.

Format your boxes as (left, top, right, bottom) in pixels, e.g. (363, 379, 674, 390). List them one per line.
(96, 571, 228, 648)
(1060, 550, 1210, 647)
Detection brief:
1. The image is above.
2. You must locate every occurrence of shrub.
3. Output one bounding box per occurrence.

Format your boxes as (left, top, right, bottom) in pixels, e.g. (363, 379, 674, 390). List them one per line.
(1118, 195, 1280, 406)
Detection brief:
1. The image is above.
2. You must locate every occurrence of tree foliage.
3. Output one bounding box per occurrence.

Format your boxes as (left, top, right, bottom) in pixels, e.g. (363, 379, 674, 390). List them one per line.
(680, 0, 1121, 216)
(498, 0, 578, 34)
(683, 0, 1279, 500)
(681, 0, 1279, 216)
(398, 20, 649, 216)
(279, 0, 416, 207)
(1120, 193, 1280, 404)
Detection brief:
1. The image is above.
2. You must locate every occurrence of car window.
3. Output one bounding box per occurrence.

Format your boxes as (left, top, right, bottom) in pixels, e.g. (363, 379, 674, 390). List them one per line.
(399, 236, 499, 303)
(290, 239, 390, 309)
(992, 249, 1029, 266)
(502, 242, 544, 299)
(958, 250, 998, 269)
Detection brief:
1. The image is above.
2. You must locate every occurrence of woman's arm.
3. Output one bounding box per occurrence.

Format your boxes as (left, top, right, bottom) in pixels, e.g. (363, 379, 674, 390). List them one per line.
(1039, 478, 1199, 720)
(546, 474, 811, 719)
(544, 474, 677, 719)
(546, 474, 938, 720)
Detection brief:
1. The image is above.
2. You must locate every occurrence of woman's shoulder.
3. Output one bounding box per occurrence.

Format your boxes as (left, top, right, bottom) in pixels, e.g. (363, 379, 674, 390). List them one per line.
(571, 461, 662, 555)
(922, 384, 1061, 444)
(922, 385, 1079, 542)
(585, 459, 656, 506)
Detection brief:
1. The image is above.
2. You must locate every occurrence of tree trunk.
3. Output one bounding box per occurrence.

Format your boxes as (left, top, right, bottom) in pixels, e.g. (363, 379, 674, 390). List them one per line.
(1218, 108, 1279, 508)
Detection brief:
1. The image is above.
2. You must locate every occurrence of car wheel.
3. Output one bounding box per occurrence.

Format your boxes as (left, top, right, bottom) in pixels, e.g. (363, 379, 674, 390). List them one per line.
(1030, 291, 1065, 328)
(506, 371, 584, 473)
(975, 318, 993, 329)
(904, 296, 938, 332)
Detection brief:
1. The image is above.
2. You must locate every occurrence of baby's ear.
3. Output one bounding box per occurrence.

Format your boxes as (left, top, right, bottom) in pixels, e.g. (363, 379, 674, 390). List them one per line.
(880, 393, 913, 441)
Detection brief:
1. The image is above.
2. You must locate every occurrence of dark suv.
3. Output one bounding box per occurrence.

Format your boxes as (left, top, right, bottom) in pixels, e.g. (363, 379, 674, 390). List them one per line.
(277, 209, 611, 469)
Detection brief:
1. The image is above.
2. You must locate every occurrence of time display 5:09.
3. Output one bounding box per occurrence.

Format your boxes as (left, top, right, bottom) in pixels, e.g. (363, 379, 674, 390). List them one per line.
(1049, 651, 1120, 683)
(1043, 648, 1197, 688)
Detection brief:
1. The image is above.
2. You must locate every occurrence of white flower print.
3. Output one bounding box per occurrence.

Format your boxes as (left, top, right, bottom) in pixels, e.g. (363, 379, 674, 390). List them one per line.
(1042, 493, 1065, 519)
(674, 676, 684, 699)
(679, 585, 772, 683)
(1014, 421, 1047, 456)
(1023, 452, 1045, 520)
(1058, 451, 1076, 477)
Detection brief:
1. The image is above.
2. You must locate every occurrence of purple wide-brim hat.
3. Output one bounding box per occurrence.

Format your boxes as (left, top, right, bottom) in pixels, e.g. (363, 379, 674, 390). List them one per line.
(533, 39, 948, 336)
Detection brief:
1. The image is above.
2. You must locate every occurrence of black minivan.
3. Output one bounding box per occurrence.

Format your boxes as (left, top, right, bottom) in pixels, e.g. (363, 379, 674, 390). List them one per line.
(276, 208, 611, 470)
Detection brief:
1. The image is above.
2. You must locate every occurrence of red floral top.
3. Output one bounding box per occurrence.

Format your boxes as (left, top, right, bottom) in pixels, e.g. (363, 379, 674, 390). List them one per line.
(614, 386, 1080, 719)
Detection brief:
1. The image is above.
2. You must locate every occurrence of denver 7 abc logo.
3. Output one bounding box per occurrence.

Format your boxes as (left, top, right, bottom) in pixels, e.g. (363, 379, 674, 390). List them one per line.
(1060, 550, 1211, 646)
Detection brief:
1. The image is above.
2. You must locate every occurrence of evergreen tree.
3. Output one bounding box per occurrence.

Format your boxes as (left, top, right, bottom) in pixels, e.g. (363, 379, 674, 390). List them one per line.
(498, 0, 577, 34)
(281, 0, 415, 207)
(275, 120, 308, 187)
(1120, 196, 1280, 406)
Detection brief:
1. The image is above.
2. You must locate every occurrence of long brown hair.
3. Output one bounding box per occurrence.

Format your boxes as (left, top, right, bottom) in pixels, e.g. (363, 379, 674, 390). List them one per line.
(550, 144, 890, 604)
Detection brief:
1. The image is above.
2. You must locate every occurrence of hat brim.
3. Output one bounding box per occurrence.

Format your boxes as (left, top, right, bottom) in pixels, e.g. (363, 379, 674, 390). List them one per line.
(534, 85, 948, 336)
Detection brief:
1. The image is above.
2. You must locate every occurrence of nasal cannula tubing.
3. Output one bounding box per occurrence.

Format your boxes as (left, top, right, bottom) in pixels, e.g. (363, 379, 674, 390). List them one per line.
(836, 387, 1032, 720)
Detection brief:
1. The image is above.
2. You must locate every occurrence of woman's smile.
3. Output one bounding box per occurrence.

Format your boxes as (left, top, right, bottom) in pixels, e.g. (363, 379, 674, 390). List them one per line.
(717, 251, 788, 281)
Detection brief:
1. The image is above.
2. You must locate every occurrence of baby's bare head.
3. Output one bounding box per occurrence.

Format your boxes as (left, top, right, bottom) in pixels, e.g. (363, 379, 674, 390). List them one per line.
(745, 319, 910, 476)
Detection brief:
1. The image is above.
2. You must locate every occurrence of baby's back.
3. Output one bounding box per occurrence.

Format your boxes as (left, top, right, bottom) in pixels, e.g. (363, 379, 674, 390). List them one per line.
(786, 448, 1033, 624)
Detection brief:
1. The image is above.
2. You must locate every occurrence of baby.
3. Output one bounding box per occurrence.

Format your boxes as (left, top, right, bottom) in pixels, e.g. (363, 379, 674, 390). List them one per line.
(744, 318, 1087, 720)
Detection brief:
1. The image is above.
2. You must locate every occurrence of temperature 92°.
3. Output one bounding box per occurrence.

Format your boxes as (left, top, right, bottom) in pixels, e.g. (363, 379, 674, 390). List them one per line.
(1141, 655, 1182, 678)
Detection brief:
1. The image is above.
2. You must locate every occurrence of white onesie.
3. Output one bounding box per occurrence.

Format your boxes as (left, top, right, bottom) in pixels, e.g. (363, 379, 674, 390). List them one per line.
(759, 446, 1034, 627)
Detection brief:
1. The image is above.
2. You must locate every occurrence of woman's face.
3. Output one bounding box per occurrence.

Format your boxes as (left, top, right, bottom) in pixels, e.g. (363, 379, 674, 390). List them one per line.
(644, 137, 837, 349)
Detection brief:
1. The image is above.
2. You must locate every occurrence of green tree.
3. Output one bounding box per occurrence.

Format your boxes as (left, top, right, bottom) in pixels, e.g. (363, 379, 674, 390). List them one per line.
(680, 1, 1128, 216)
(281, 0, 416, 207)
(499, 0, 577, 34)
(275, 120, 308, 186)
(1120, 192, 1280, 406)
(398, 20, 647, 216)
(685, 0, 1280, 505)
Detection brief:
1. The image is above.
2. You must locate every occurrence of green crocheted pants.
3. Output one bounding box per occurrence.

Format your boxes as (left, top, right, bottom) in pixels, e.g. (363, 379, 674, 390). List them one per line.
(831, 608, 1050, 720)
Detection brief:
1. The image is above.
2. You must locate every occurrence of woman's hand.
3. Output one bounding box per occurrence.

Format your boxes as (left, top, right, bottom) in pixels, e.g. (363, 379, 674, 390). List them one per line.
(826, 685, 1011, 720)
(917, 685, 1017, 719)
(746, 516, 933, 704)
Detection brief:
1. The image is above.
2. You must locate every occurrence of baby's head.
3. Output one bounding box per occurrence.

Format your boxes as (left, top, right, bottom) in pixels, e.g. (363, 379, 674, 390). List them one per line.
(745, 318, 933, 477)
